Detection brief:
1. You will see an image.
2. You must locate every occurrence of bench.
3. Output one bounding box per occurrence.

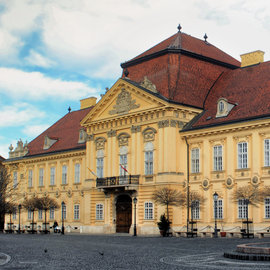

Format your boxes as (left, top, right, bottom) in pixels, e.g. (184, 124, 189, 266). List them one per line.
(257, 232, 270, 238)
(176, 231, 197, 237)
(226, 231, 241, 238)
(15, 229, 25, 233)
(200, 232, 215, 238)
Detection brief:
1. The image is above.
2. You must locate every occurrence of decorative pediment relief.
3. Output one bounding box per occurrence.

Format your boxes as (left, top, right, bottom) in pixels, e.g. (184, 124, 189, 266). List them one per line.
(158, 120, 169, 128)
(140, 77, 158, 93)
(117, 132, 130, 147)
(86, 133, 94, 141)
(131, 125, 141, 133)
(141, 126, 157, 142)
(109, 87, 140, 115)
(107, 130, 117, 138)
(94, 137, 107, 150)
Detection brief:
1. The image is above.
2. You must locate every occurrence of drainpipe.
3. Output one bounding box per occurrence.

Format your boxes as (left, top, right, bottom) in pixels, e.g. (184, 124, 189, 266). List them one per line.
(185, 137, 190, 236)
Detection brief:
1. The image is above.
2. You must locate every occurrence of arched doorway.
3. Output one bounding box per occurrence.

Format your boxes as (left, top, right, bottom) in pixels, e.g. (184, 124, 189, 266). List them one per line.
(116, 195, 132, 233)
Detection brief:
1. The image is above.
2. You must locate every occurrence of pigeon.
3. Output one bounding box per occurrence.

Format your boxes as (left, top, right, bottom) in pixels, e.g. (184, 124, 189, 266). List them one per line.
(44, 249, 47, 253)
(99, 252, 104, 255)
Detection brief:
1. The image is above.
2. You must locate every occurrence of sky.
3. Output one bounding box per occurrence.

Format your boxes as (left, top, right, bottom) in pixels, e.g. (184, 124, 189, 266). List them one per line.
(1, 0, 270, 159)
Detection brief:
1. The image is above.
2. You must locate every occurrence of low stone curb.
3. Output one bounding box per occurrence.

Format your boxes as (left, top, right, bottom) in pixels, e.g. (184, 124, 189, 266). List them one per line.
(224, 252, 270, 261)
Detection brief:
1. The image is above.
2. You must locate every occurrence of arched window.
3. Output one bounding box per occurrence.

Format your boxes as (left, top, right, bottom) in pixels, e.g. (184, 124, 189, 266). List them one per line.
(96, 204, 104, 220)
(145, 142, 153, 175)
(97, 150, 104, 178)
(144, 202, 154, 219)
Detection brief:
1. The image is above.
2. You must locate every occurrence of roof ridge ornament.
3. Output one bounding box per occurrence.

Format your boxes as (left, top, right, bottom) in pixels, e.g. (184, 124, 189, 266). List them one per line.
(140, 76, 158, 93)
(177, 23, 182, 33)
(204, 33, 208, 42)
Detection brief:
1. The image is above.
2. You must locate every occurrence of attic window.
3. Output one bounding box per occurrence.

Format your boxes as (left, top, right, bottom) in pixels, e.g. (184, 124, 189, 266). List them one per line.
(78, 128, 87, 144)
(43, 135, 58, 150)
(216, 98, 235, 118)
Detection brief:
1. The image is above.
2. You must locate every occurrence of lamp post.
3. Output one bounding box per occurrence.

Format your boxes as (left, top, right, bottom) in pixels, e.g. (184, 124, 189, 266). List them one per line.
(133, 197, 137, 236)
(61, 201, 65, 235)
(18, 204, 22, 234)
(213, 192, 218, 238)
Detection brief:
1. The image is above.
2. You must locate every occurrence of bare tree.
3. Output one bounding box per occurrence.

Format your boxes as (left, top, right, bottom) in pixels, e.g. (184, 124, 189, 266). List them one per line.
(152, 187, 185, 221)
(5, 202, 18, 231)
(22, 197, 40, 232)
(37, 197, 60, 232)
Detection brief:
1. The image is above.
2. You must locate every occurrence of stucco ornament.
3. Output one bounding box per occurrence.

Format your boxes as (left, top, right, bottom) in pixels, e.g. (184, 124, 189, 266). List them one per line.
(109, 87, 140, 115)
(140, 76, 158, 93)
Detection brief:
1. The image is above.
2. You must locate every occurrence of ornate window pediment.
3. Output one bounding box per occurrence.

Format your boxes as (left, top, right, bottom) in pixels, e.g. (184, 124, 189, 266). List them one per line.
(117, 132, 130, 147)
(94, 137, 107, 150)
(141, 126, 157, 142)
(43, 135, 58, 150)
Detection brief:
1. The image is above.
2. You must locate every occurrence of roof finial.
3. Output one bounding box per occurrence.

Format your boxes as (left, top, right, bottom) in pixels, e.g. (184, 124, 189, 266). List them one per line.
(68, 106, 71, 113)
(177, 23, 182, 33)
(204, 33, 208, 42)
(124, 68, 129, 78)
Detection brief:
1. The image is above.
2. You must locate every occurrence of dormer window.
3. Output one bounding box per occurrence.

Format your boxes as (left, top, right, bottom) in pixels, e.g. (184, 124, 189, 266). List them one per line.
(216, 98, 236, 118)
(43, 135, 58, 150)
(78, 128, 86, 144)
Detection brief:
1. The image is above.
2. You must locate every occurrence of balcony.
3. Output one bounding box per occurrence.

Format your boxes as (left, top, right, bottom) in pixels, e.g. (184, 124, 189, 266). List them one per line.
(96, 175, 139, 188)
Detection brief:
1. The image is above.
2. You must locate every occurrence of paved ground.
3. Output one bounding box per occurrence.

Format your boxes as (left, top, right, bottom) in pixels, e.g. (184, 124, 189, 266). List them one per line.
(1, 233, 270, 269)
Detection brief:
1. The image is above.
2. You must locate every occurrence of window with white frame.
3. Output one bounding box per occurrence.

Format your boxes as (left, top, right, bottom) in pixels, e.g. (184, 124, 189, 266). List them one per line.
(12, 209, 17, 219)
(62, 165, 67, 184)
(238, 142, 248, 169)
(96, 204, 104, 220)
(191, 201, 200, 219)
(97, 150, 104, 178)
(214, 199, 223, 219)
(62, 204, 67, 220)
(213, 145, 223, 171)
(13, 172, 18, 188)
(28, 209, 32, 220)
(38, 210, 43, 220)
(145, 142, 154, 175)
(49, 206, 55, 220)
(265, 139, 270, 167)
(74, 164, 80, 183)
(238, 199, 247, 218)
(119, 146, 128, 176)
(144, 202, 154, 219)
(191, 148, 200, 173)
(39, 168, 44, 186)
(74, 204, 80, 220)
(28, 170, 33, 187)
(50, 167, 55, 185)
(265, 198, 270, 218)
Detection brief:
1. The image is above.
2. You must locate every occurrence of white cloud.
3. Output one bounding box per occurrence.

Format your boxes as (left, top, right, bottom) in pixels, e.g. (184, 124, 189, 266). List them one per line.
(0, 68, 98, 100)
(23, 124, 50, 138)
(0, 103, 46, 127)
(0, 143, 9, 159)
(25, 50, 56, 68)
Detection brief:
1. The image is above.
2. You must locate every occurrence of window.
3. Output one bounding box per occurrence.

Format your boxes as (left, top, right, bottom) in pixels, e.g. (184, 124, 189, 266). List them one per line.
(13, 172, 18, 188)
(265, 198, 270, 218)
(265, 139, 270, 167)
(213, 145, 222, 171)
(96, 204, 103, 220)
(62, 204, 67, 220)
(218, 101, 224, 112)
(28, 170, 33, 187)
(28, 209, 32, 220)
(191, 201, 200, 219)
(62, 165, 67, 184)
(74, 204, 80, 220)
(191, 148, 200, 173)
(238, 199, 247, 218)
(119, 146, 128, 176)
(49, 206, 55, 220)
(97, 150, 104, 178)
(50, 167, 55, 185)
(74, 164, 80, 183)
(38, 210, 43, 220)
(39, 168, 44, 186)
(145, 202, 154, 219)
(238, 142, 248, 169)
(214, 199, 223, 219)
(13, 209, 17, 219)
(145, 142, 154, 175)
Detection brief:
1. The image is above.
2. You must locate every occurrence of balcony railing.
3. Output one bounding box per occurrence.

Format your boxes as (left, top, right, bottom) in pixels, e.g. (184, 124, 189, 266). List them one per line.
(96, 175, 139, 187)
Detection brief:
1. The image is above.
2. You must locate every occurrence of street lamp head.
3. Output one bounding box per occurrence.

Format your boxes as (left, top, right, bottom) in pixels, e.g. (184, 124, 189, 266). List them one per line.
(213, 192, 218, 201)
(18, 204, 22, 210)
(61, 201, 65, 207)
(133, 197, 137, 204)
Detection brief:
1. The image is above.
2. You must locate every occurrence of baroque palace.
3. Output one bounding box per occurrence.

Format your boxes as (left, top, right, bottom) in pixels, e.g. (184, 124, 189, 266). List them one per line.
(3, 26, 270, 235)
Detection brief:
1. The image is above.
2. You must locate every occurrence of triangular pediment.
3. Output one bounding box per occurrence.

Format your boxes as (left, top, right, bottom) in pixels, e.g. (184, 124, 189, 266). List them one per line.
(81, 78, 169, 125)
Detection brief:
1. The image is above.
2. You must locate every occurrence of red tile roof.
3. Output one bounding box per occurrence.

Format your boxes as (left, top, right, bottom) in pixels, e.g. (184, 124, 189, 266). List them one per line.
(121, 32, 240, 109)
(26, 107, 93, 157)
(189, 61, 270, 128)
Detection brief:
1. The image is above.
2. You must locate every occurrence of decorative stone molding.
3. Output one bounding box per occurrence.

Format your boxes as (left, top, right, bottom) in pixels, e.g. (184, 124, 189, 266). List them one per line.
(44, 190, 48, 197)
(94, 137, 107, 150)
(109, 87, 140, 115)
(139, 76, 158, 93)
(107, 130, 117, 138)
(67, 188, 73, 198)
(79, 190, 84, 197)
(202, 178, 210, 190)
(117, 132, 130, 147)
(158, 119, 169, 128)
(251, 175, 260, 186)
(55, 189, 60, 198)
(226, 177, 234, 189)
(86, 133, 94, 141)
(141, 126, 157, 142)
(9, 139, 29, 158)
(131, 125, 141, 133)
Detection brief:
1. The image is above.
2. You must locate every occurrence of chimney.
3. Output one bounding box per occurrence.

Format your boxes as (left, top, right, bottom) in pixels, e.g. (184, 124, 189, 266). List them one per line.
(240, 50, 265, 68)
(80, 97, 97, 109)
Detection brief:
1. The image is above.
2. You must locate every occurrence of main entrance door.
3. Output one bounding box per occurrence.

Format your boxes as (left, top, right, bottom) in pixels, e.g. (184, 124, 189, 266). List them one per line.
(116, 195, 132, 233)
